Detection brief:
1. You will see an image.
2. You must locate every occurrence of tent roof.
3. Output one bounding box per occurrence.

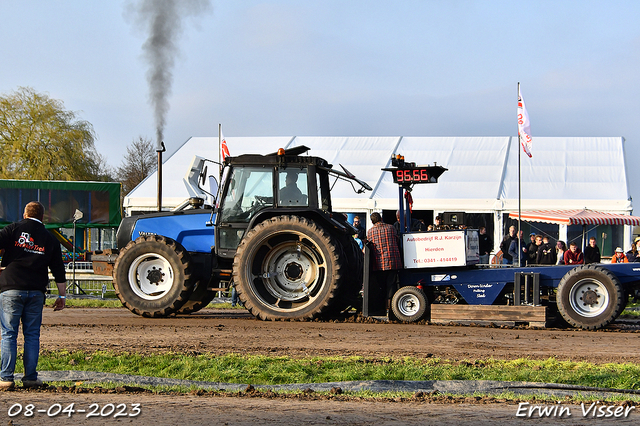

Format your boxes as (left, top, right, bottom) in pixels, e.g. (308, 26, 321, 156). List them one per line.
(124, 136, 632, 214)
(509, 209, 640, 226)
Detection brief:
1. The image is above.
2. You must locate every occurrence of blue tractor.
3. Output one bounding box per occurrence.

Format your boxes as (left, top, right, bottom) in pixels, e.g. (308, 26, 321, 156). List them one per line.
(94, 146, 370, 320)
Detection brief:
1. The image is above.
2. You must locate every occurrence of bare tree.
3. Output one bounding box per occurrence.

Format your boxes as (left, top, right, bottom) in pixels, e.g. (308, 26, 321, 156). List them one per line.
(117, 136, 156, 195)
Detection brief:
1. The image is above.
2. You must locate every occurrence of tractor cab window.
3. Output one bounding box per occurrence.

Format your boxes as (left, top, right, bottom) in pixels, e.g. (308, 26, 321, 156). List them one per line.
(278, 169, 308, 207)
(219, 167, 274, 223)
(316, 170, 331, 211)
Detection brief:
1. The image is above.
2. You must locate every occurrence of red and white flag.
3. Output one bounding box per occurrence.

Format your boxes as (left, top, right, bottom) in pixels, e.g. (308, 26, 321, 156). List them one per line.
(220, 130, 230, 160)
(517, 87, 532, 158)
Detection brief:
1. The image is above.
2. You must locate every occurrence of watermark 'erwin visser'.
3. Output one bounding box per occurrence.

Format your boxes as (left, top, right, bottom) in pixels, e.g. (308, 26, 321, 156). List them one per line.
(516, 401, 635, 418)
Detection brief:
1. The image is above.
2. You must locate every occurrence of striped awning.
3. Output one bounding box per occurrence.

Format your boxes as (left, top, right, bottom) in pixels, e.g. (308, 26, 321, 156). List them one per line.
(508, 209, 640, 226)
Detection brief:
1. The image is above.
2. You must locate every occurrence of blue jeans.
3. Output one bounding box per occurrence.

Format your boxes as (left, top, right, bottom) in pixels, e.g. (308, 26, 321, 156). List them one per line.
(231, 286, 239, 306)
(0, 290, 45, 382)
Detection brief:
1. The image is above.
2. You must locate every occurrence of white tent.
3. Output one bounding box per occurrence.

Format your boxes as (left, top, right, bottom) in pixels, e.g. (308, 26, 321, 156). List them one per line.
(124, 136, 633, 249)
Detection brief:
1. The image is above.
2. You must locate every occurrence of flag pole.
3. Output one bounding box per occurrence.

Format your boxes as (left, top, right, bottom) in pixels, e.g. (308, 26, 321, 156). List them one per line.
(517, 82, 522, 266)
(218, 123, 222, 174)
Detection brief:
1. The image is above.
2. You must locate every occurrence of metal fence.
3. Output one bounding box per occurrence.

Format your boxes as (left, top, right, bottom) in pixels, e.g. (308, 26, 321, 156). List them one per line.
(65, 262, 94, 271)
(48, 272, 114, 297)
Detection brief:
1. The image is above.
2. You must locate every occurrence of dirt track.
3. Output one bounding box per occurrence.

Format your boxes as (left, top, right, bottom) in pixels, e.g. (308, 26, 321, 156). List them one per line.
(4, 306, 638, 425)
(39, 307, 640, 364)
(6, 391, 633, 426)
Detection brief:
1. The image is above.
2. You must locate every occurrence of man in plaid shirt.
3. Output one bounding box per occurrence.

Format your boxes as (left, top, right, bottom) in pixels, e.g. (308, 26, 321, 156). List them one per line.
(367, 212, 402, 312)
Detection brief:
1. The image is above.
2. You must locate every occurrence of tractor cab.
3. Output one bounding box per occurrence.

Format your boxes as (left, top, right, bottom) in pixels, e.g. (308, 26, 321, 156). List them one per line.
(214, 145, 370, 259)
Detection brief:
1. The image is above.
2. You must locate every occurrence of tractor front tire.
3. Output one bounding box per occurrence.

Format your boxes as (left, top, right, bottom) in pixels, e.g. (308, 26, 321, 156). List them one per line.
(113, 235, 195, 317)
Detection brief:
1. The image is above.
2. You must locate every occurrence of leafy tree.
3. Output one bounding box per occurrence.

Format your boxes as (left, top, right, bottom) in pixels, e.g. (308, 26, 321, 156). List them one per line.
(117, 136, 157, 195)
(88, 152, 116, 182)
(0, 87, 112, 181)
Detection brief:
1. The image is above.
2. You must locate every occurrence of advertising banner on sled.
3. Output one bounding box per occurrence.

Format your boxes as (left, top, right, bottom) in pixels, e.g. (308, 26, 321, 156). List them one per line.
(403, 230, 479, 269)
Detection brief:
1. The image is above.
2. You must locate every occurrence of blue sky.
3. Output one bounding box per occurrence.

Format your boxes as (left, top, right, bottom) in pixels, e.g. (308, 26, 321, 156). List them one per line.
(2, 0, 639, 202)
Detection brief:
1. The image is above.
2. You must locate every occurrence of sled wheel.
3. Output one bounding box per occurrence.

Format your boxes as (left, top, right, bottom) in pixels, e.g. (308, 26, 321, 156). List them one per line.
(557, 265, 625, 330)
(391, 286, 428, 322)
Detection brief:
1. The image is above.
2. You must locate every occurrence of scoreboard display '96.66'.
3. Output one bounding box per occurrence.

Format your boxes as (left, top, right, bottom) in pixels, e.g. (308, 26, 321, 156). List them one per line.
(392, 166, 437, 184)
(383, 162, 448, 185)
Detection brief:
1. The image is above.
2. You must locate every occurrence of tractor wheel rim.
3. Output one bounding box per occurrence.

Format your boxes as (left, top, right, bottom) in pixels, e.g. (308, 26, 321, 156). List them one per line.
(261, 238, 322, 302)
(128, 253, 175, 300)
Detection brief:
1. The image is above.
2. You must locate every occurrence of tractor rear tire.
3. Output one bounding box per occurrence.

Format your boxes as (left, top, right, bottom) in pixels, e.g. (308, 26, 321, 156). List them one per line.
(320, 233, 363, 317)
(233, 215, 346, 321)
(391, 286, 428, 322)
(556, 265, 625, 330)
(113, 235, 195, 317)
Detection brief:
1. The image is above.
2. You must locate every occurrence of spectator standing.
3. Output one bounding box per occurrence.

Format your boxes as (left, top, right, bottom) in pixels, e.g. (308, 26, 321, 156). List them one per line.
(0, 201, 66, 390)
(230, 285, 243, 308)
(367, 212, 402, 313)
(611, 247, 629, 263)
(478, 226, 492, 264)
(536, 236, 557, 265)
(432, 215, 450, 231)
(556, 241, 567, 265)
(393, 210, 426, 235)
(564, 242, 584, 265)
(508, 230, 527, 267)
(500, 226, 518, 265)
(626, 237, 640, 262)
(527, 235, 543, 265)
(352, 215, 366, 242)
(583, 237, 601, 264)
(526, 233, 538, 265)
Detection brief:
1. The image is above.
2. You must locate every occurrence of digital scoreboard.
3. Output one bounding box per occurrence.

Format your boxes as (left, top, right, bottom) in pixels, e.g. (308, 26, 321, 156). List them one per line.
(391, 166, 440, 184)
(383, 157, 447, 186)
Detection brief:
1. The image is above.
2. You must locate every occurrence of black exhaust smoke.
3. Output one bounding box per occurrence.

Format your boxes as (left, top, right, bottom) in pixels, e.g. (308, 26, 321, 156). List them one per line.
(127, 0, 211, 210)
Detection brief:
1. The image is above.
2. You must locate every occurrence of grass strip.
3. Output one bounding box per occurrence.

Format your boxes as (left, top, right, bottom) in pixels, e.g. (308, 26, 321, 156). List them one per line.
(44, 298, 124, 308)
(43, 299, 244, 309)
(28, 351, 640, 391)
(621, 308, 640, 318)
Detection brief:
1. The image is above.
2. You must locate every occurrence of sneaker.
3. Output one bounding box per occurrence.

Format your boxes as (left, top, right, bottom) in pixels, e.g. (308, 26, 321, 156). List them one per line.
(22, 379, 44, 388)
(0, 380, 15, 390)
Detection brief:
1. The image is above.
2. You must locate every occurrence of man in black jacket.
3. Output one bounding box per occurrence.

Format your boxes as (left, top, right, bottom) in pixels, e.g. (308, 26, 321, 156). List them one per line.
(478, 226, 493, 264)
(536, 236, 557, 265)
(526, 234, 541, 265)
(0, 201, 66, 390)
(393, 210, 426, 235)
(500, 226, 517, 264)
(584, 237, 601, 264)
